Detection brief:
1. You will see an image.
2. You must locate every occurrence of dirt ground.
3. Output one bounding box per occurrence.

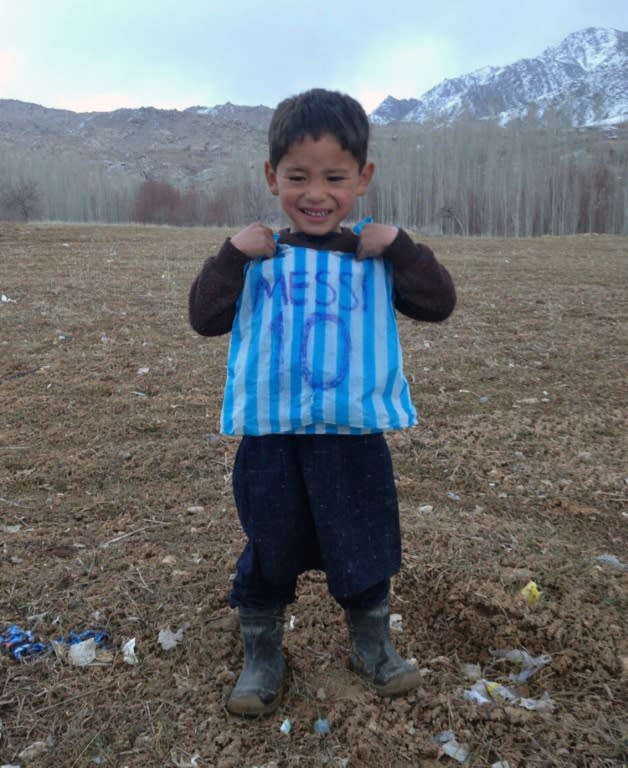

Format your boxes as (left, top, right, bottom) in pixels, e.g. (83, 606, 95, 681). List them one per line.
(1, 223, 626, 768)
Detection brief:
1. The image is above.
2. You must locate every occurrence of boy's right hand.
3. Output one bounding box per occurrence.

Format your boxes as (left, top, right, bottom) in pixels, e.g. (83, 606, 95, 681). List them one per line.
(230, 223, 276, 259)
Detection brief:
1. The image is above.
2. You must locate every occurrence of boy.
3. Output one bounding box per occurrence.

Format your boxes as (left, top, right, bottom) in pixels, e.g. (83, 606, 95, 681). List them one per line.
(189, 89, 456, 716)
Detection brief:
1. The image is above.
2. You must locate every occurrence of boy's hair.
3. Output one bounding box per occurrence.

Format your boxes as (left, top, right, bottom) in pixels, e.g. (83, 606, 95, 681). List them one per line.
(268, 88, 370, 170)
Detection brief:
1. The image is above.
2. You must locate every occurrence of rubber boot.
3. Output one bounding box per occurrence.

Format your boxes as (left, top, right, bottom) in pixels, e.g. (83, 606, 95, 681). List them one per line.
(226, 607, 286, 716)
(345, 599, 422, 696)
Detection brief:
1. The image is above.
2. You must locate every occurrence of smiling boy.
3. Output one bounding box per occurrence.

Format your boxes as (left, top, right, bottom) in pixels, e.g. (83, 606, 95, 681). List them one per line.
(189, 88, 456, 716)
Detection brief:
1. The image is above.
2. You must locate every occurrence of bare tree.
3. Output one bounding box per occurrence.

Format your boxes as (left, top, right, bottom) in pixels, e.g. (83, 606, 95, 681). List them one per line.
(0, 114, 624, 233)
(1, 178, 41, 221)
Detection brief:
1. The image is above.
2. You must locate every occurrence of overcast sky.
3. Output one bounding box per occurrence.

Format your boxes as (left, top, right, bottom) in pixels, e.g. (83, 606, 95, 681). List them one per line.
(1, 0, 626, 114)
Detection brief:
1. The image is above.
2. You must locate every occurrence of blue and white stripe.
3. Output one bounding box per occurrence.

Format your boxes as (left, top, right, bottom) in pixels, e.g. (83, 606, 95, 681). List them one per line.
(221, 243, 417, 435)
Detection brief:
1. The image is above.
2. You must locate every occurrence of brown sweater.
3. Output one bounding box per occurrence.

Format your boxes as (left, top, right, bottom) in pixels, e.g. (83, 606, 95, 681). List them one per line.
(189, 227, 456, 337)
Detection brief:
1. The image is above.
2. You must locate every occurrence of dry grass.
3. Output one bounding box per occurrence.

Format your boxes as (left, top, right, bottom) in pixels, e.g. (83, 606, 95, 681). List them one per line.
(1, 223, 626, 767)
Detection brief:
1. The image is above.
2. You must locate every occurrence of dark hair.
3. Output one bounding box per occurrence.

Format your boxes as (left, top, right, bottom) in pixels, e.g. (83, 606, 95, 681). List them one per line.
(268, 88, 370, 170)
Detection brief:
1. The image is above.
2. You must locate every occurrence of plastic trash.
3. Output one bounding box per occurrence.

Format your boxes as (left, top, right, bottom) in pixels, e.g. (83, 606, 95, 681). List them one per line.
(122, 638, 139, 665)
(461, 662, 482, 680)
(62, 629, 110, 646)
(519, 580, 541, 605)
(54, 630, 112, 666)
(464, 679, 556, 712)
(1, 624, 110, 663)
(68, 638, 98, 666)
(18, 740, 50, 762)
(0, 625, 50, 661)
(158, 625, 188, 650)
(0, 523, 21, 533)
(516, 691, 556, 712)
(433, 731, 469, 763)
(171, 753, 201, 768)
(313, 718, 330, 735)
(279, 718, 292, 735)
(463, 683, 492, 705)
(595, 553, 627, 570)
(484, 680, 520, 703)
(441, 740, 469, 763)
(489, 648, 552, 683)
(389, 613, 403, 632)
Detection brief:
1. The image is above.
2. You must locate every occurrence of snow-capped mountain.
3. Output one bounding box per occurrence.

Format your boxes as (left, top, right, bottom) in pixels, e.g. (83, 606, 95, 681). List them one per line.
(371, 27, 628, 127)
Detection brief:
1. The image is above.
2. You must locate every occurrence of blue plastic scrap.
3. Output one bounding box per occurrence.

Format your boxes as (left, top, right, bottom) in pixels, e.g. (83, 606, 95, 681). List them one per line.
(1, 624, 110, 662)
(313, 718, 331, 735)
(62, 629, 110, 646)
(0, 625, 50, 661)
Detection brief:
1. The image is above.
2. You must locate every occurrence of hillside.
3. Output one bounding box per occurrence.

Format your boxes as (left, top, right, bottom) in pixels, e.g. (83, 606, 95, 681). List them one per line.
(370, 27, 628, 126)
(0, 27, 626, 233)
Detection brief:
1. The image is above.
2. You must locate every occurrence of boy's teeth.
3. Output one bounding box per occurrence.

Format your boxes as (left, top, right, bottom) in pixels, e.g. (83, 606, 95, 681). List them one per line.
(304, 209, 327, 217)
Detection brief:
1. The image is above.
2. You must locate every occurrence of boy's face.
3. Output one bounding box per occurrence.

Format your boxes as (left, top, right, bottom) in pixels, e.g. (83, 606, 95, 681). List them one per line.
(264, 133, 374, 235)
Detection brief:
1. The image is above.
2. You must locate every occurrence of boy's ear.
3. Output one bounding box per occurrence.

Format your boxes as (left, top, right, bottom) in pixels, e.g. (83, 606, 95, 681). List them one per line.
(264, 161, 279, 195)
(357, 161, 375, 196)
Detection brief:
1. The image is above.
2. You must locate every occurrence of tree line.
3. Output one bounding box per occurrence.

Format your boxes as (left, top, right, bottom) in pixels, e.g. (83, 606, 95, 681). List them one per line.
(363, 113, 626, 236)
(1, 114, 626, 235)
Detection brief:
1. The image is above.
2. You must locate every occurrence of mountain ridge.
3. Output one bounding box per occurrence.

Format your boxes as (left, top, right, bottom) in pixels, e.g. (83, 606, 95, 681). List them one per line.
(370, 27, 628, 127)
(0, 27, 625, 200)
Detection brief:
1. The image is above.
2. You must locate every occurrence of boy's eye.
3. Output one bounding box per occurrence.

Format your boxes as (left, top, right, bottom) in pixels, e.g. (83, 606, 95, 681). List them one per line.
(287, 175, 306, 182)
(328, 176, 346, 182)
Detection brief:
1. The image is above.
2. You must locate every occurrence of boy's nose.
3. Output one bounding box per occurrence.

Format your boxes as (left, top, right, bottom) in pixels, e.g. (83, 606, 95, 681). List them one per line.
(304, 181, 327, 202)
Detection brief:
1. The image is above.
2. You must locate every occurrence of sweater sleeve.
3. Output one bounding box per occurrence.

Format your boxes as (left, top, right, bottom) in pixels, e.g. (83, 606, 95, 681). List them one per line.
(188, 238, 250, 336)
(383, 228, 456, 322)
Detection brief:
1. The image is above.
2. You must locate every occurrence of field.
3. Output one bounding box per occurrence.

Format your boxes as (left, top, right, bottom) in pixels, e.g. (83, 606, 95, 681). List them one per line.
(1, 223, 626, 768)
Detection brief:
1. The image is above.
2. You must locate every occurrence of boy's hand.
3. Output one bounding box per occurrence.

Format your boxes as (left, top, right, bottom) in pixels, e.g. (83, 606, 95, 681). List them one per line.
(356, 223, 399, 260)
(231, 222, 276, 259)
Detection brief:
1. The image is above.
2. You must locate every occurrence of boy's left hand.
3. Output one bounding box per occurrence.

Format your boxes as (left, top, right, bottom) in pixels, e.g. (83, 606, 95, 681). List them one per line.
(356, 224, 399, 260)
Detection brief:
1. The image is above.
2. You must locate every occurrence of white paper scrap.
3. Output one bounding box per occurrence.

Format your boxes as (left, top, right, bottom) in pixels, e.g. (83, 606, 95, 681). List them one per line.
(68, 637, 98, 666)
(122, 638, 139, 665)
(158, 625, 188, 650)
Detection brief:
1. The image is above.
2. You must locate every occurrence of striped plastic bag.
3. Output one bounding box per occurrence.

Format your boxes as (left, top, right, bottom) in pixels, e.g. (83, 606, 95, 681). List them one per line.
(221, 224, 417, 435)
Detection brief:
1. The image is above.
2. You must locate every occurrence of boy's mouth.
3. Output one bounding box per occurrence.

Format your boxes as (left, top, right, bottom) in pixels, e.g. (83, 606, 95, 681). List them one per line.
(301, 208, 331, 218)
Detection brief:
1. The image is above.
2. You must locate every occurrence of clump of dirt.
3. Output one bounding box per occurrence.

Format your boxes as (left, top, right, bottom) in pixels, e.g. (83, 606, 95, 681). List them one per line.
(0, 224, 626, 767)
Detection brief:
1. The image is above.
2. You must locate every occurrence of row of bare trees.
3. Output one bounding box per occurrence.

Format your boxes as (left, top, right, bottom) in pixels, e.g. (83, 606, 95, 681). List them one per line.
(1, 115, 626, 234)
(360, 114, 627, 235)
(0, 149, 136, 223)
(131, 175, 276, 227)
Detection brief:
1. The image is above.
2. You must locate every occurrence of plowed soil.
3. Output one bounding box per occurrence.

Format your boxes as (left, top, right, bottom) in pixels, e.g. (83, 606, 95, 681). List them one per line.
(1, 223, 626, 768)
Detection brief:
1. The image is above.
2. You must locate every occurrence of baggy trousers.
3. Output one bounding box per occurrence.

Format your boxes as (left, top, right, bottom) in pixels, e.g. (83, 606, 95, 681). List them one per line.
(229, 433, 401, 610)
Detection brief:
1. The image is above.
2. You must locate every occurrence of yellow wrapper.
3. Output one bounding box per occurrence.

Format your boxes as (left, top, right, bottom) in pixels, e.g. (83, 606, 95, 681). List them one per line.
(520, 580, 541, 605)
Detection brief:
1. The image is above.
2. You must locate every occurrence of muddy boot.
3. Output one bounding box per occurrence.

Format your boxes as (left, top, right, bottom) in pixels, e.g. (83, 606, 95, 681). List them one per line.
(226, 607, 286, 716)
(345, 599, 422, 696)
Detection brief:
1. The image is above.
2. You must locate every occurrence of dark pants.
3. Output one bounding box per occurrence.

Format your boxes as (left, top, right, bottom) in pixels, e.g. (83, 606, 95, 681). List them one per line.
(229, 433, 401, 610)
